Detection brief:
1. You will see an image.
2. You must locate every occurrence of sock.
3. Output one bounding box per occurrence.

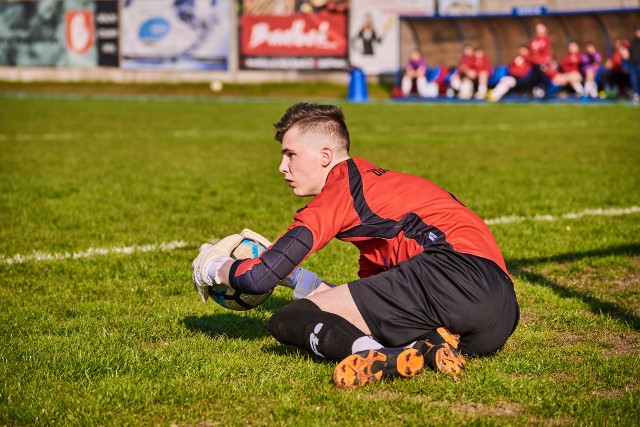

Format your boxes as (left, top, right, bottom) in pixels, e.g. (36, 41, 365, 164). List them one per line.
(268, 299, 368, 360)
(351, 336, 384, 354)
(492, 83, 507, 100)
(572, 81, 584, 95)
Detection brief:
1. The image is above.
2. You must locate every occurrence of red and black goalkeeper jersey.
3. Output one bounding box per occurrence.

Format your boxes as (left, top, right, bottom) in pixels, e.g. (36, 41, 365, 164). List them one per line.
(229, 158, 508, 294)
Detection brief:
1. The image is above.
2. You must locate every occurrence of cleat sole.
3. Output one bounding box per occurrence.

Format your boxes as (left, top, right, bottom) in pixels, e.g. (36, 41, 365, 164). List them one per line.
(334, 348, 424, 389)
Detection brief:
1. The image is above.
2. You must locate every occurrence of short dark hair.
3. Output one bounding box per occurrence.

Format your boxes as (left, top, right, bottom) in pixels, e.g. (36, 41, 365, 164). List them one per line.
(273, 102, 350, 153)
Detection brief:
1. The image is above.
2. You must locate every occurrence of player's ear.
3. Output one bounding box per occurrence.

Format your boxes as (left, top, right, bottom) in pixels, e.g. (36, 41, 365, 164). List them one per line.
(320, 146, 333, 167)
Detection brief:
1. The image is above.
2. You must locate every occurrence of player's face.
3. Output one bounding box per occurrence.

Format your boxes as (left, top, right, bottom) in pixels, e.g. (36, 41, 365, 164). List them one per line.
(279, 126, 327, 197)
(535, 23, 547, 36)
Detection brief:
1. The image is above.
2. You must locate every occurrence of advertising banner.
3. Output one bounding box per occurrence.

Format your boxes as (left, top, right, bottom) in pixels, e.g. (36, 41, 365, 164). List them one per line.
(121, 0, 230, 70)
(240, 0, 349, 71)
(438, 0, 479, 16)
(0, 0, 101, 67)
(95, 0, 119, 66)
(349, 0, 434, 75)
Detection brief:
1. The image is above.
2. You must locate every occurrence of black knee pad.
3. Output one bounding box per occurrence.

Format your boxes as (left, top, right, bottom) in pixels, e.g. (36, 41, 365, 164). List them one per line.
(268, 298, 367, 361)
(268, 299, 319, 347)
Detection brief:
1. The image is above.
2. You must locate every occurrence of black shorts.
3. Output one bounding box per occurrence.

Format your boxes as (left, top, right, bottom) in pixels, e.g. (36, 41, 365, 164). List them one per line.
(348, 249, 519, 356)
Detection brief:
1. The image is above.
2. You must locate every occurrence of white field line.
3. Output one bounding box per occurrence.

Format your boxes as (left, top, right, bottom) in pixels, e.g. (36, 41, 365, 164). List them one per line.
(483, 206, 640, 225)
(1, 206, 638, 265)
(1, 241, 190, 265)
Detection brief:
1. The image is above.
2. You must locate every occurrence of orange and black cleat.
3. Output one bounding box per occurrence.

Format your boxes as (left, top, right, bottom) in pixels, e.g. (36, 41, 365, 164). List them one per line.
(417, 327, 465, 375)
(333, 347, 424, 388)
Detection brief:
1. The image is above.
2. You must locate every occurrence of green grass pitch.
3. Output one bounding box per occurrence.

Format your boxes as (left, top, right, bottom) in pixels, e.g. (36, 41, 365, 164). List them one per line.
(0, 94, 639, 425)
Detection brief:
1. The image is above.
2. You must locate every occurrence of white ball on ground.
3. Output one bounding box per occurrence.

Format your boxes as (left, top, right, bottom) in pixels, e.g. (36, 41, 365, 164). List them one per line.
(210, 80, 223, 92)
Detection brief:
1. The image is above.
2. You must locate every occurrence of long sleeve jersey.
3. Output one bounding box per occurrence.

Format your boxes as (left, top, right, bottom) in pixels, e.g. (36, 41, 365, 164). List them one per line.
(228, 158, 508, 294)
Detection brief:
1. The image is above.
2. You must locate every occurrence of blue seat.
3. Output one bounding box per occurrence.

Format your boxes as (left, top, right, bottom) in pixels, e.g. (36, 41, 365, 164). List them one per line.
(488, 66, 509, 87)
(426, 66, 441, 82)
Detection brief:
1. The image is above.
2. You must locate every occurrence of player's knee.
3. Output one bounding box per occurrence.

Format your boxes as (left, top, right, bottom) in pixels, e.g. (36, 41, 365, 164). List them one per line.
(268, 299, 319, 345)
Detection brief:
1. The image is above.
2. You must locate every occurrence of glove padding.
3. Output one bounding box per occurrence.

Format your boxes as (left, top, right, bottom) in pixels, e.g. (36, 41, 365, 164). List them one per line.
(192, 233, 244, 302)
(192, 229, 273, 302)
(241, 228, 272, 248)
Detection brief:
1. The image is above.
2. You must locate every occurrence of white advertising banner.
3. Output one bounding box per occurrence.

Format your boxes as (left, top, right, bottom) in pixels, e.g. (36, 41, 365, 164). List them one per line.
(121, 0, 230, 70)
(349, 0, 434, 75)
(438, 0, 479, 16)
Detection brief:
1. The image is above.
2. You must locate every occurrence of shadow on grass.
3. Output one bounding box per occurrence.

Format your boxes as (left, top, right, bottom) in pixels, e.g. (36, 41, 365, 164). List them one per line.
(183, 313, 270, 340)
(182, 294, 292, 340)
(260, 342, 329, 363)
(507, 243, 640, 331)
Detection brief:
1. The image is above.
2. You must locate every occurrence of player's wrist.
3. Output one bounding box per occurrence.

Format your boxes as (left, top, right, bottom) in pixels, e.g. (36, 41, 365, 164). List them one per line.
(206, 256, 234, 285)
(280, 267, 326, 299)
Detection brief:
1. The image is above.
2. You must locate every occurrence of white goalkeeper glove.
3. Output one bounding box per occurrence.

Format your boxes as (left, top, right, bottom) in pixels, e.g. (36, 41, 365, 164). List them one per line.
(191, 234, 243, 302)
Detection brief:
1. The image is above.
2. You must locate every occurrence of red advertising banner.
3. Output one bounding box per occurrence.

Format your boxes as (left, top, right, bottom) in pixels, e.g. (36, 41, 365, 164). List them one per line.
(65, 10, 95, 55)
(241, 13, 347, 57)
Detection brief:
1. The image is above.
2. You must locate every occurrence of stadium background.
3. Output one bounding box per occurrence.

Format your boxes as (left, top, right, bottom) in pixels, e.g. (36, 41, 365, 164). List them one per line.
(0, 0, 638, 87)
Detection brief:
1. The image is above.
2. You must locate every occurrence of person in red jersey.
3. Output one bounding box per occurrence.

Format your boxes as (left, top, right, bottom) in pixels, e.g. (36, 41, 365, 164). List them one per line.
(529, 22, 553, 98)
(558, 41, 585, 96)
(193, 103, 519, 388)
(602, 39, 630, 97)
(472, 47, 492, 99)
(489, 45, 532, 101)
(448, 43, 478, 99)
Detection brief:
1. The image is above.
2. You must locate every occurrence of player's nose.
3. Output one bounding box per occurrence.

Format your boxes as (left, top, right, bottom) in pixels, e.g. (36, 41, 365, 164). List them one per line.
(279, 157, 289, 174)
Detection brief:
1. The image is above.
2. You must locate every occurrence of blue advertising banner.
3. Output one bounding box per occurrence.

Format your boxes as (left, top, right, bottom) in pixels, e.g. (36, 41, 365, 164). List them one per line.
(120, 0, 230, 70)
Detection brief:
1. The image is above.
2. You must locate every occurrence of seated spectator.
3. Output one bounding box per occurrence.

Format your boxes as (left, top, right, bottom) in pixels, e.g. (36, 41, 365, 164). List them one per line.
(581, 42, 602, 98)
(401, 48, 431, 97)
(473, 47, 492, 99)
(602, 39, 630, 98)
(620, 24, 640, 103)
(557, 41, 585, 96)
(489, 45, 531, 101)
(448, 44, 477, 99)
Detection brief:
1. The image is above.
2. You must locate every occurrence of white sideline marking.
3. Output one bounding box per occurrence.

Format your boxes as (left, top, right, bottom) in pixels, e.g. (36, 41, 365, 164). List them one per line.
(1, 241, 190, 265)
(483, 206, 640, 225)
(1, 206, 638, 265)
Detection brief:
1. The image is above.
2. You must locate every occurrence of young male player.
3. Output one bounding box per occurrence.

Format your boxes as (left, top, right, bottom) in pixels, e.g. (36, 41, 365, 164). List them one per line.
(192, 103, 519, 388)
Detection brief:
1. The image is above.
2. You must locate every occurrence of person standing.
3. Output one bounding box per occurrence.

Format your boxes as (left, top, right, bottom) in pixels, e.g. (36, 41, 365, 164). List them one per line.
(529, 22, 553, 98)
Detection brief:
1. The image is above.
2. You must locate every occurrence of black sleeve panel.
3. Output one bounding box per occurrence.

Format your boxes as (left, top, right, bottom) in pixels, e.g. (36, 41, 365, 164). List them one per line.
(229, 226, 314, 294)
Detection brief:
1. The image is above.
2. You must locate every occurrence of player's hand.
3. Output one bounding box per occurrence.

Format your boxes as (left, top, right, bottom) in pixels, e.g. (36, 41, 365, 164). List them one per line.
(191, 234, 243, 302)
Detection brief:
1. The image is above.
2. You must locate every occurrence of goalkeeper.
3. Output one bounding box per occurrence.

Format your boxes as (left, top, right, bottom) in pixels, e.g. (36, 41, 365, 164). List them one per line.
(192, 102, 519, 388)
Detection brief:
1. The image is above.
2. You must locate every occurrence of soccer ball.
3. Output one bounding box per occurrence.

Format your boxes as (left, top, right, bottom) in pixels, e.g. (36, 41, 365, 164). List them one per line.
(209, 80, 223, 92)
(209, 237, 273, 311)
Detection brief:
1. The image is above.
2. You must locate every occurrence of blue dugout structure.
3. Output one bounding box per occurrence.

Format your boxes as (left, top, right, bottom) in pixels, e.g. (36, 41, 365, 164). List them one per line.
(399, 9, 640, 72)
